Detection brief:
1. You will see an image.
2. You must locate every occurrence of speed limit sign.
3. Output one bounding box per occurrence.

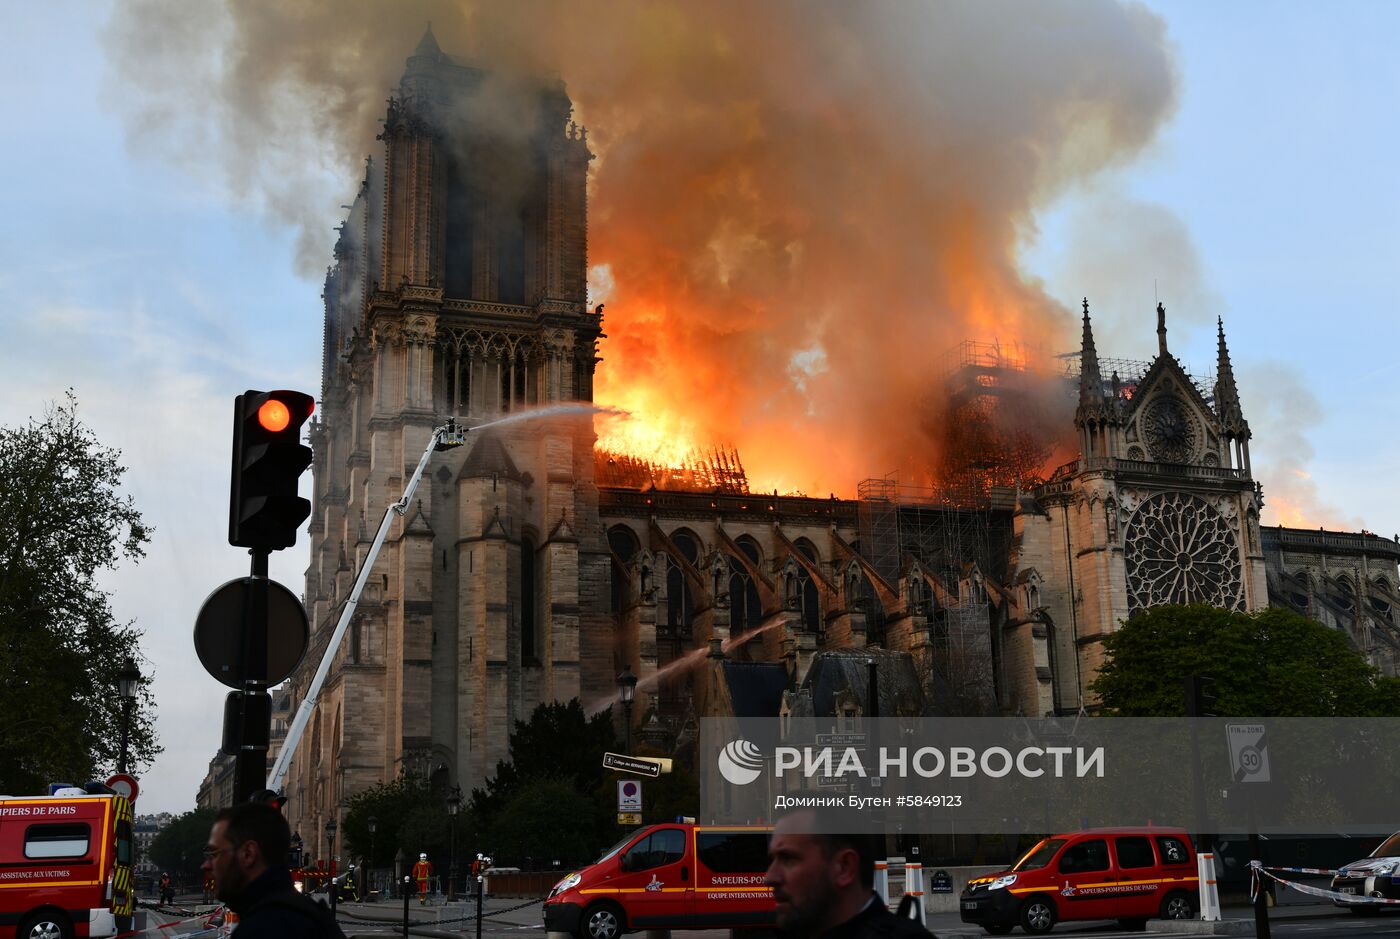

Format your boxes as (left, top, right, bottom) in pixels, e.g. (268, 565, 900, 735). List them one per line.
(1226, 723, 1271, 783)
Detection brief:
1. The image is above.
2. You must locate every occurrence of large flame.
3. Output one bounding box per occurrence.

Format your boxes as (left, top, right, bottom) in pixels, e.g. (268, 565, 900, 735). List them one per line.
(107, 0, 1180, 495)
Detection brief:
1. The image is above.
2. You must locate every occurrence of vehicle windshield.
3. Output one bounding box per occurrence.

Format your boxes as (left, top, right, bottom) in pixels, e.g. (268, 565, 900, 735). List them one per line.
(596, 829, 644, 864)
(1371, 832, 1400, 858)
(1011, 839, 1067, 872)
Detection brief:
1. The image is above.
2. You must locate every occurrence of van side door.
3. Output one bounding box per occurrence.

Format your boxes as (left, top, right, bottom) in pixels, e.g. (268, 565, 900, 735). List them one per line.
(615, 827, 691, 928)
(693, 830, 774, 928)
(1112, 835, 1163, 917)
(1053, 837, 1114, 922)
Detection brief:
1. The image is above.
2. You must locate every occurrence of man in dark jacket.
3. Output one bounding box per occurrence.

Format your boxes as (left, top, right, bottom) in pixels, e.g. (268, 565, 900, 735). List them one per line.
(202, 801, 346, 938)
(765, 809, 936, 939)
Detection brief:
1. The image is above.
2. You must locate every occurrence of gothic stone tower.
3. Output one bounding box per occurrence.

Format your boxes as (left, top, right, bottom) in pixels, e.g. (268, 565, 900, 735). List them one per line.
(1008, 302, 1268, 714)
(285, 28, 605, 850)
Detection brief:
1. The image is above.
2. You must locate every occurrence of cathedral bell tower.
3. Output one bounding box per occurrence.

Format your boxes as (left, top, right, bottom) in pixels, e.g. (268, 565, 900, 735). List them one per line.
(290, 26, 610, 840)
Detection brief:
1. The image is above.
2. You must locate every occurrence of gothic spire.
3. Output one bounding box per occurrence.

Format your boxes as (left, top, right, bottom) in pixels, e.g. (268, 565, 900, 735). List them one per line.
(1214, 316, 1248, 436)
(414, 22, 442, 58)
(1078, 298, 1102, 406)
(1156, 301, 1168, 357)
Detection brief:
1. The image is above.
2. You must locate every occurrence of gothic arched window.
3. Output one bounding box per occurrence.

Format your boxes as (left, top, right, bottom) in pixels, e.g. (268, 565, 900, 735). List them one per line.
(793, 538, 822, 633)
(667, 530, 699, 632)
(608, 525, 640, 614)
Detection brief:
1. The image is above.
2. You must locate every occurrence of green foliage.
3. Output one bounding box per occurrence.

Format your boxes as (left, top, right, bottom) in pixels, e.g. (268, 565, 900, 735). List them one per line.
(489, 779, 610, 867)
(0, 393, 158, 791)
(470, 700, 622, 866)
(469, 700, 620, 819)
(150, 808, 218, 882)
(341, 773, 467, 868)
(1090, 604, 1400, 716)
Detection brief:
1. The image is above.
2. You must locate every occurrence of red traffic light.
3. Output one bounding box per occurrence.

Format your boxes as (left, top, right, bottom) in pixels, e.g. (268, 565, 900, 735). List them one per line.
(258, 399, 291, 432)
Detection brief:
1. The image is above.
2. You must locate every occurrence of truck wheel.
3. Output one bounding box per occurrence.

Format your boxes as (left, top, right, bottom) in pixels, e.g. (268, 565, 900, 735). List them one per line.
(1019, 896, 1056, 934)
(19, 912, 73, 939)
(1159, 891, 1196, 920)
(579, 902, 624, 939)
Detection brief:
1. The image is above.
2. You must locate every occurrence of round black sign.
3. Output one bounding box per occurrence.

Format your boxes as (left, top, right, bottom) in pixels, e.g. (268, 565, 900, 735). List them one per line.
(194, 577, 310, 688)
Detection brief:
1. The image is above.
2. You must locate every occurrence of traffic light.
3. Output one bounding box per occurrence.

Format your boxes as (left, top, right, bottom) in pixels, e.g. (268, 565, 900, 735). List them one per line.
(229, 390, 315, 551)
(1184, 674, 1219, 717)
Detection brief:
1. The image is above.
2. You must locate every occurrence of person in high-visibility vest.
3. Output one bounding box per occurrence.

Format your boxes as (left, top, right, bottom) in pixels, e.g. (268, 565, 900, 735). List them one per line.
(412, 853, 433, 905)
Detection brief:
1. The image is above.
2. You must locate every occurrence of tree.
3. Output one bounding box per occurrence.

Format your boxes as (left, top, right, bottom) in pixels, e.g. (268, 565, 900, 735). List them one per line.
(470, 701, 622, 863)
(150, 808, 217, 886)
(0, 393, 158, 791)
(341, 772, 473, 871)
(489, 779, 609, 868)
(469, 700, 620, 820)
(1090, 604, 1400, 716)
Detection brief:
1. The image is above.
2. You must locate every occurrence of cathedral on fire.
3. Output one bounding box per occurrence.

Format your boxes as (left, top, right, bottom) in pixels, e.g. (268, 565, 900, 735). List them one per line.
(273, 31, 1400, 841)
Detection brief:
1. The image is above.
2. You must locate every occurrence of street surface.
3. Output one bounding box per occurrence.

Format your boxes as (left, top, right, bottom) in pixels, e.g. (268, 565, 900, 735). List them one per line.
(137, 894, 1400, 939)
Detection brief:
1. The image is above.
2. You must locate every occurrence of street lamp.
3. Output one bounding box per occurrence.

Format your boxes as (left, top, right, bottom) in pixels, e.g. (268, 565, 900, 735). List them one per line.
(447, 785, 462, 900)
(368, 816, 377, 901)
(326, 819, 338, 914)
(116, 657, 141, 774)
(617, 668, 637, 754)
(290, 831, 304, 869)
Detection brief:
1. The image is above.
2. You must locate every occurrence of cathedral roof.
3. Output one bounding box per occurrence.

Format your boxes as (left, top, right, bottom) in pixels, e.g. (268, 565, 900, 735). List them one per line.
(720, 661, 790, 718)
(458, 432, 522, 481)
(800, 648, 923, 717)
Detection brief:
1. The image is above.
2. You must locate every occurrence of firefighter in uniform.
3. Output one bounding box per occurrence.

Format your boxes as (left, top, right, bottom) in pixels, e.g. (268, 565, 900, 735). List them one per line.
(412, 853, 433, 904)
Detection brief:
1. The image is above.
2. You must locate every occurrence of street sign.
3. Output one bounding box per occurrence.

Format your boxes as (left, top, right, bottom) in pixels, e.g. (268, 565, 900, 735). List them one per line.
(603, 752, 662, 778)
(194, 577, 309, 688)
(1226, 723, 1271, 783)
(106, 774, 139, 803)
(617, 812, 643, 825)
(618, 780, 643, 813)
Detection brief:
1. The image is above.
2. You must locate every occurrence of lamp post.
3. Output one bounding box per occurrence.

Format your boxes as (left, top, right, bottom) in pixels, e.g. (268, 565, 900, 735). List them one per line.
(326, 818, 338, 915)
(368, 816, 377, 900)
(116, 657, 141, 774)
(447, 785, 462, 900)
(290, 831, 304, 870)
(616, 668, 637, 754)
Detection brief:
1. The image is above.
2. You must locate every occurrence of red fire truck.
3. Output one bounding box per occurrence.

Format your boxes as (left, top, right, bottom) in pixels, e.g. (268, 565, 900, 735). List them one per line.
(0, 788, 135, 939)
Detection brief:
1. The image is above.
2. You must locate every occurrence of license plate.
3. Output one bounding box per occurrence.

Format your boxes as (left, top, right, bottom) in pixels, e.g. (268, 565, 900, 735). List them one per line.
(1339, 886, 1357, 895)
(961, 901, 980, 911)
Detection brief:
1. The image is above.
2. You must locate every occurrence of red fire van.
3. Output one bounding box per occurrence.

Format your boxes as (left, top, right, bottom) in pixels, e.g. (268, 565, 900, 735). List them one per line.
(959, 827, 1198, 934)
(544, 824, 774, 939)
(0, 788, 136, 939)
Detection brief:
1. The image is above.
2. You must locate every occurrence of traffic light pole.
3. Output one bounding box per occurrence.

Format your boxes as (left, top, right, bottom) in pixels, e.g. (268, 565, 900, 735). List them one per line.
(267, 421, 467, 790)
(234, 548, 271, 803)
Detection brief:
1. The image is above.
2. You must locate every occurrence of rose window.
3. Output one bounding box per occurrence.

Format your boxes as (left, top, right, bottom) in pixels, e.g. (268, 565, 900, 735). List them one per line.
(1141, 394, 1199, 463)
(1124, 492, 1244, 615)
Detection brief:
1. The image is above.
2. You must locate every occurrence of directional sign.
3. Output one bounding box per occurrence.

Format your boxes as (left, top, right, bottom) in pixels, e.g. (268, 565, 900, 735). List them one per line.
(1226, 723, 1271, 783)
(603, 752, 661, 778)
(618, 780, 643, 813)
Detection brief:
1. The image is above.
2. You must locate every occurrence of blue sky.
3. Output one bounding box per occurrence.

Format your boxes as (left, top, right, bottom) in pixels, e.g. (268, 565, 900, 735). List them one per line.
(2, 1, 1398, 814)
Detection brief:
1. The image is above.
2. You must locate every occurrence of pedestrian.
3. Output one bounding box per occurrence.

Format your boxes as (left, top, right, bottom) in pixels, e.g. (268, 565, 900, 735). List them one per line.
(764, 809, 936, 939)
(412, 852, 434, 905)
(202, 801, 346, 938)
(159, 871, 174, 905)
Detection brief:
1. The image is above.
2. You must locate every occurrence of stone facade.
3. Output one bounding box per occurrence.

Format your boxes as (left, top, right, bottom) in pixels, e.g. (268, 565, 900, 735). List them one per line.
(273, 32, 1400, 844)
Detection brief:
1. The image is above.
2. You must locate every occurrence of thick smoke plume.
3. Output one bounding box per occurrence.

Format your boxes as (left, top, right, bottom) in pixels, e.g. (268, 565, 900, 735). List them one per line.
(105, 0, 1177, 495)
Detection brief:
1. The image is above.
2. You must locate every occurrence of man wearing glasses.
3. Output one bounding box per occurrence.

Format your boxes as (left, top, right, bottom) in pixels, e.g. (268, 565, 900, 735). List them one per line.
(203, 801, 347, 938)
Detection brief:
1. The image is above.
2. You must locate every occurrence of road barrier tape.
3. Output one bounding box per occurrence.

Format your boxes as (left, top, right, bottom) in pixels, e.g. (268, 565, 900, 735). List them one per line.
(1250, 861, 1400, 906)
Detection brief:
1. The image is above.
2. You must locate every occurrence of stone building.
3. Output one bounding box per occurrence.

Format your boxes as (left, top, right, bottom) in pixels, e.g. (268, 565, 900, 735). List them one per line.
(275, 30, 1400, 848)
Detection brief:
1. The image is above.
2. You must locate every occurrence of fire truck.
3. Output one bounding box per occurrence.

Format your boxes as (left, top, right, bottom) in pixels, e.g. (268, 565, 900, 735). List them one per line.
(0, 787, 135, 939)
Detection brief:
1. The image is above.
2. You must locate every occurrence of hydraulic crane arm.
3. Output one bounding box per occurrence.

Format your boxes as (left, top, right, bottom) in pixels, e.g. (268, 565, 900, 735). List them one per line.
(267, 420, 468, 791)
